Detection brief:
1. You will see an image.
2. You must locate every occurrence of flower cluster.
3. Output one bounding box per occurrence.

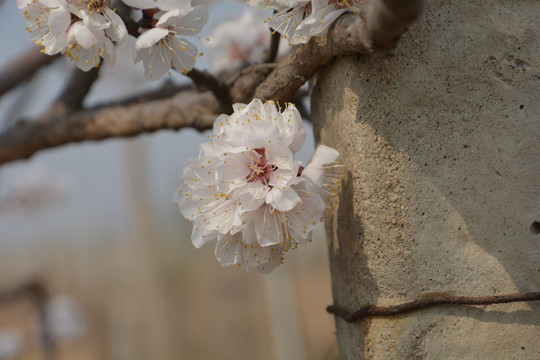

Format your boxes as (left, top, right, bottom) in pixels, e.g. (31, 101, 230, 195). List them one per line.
(17, 0, 207, 78)
(249, 0, 370, 45)
(174, 99, 344, 273)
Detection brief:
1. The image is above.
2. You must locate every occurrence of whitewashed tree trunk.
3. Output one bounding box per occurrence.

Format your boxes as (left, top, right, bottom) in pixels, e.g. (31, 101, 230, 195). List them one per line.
(311, 0, 540, 358)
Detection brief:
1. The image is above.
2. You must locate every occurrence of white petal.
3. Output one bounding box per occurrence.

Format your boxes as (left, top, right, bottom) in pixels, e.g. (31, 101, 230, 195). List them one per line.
(134, 28, 169, 50)
(169, 38, 197, 73)
(266, 186, 301, 212)
(174, 5, 209, 36)
(302, 145, 339, 186)
(69, 22, 102, 49)
(104, 9, 127, 43)
(156, 9, 182, 27)
(48, 7, 71, 36)
(280, 105, 306, 152)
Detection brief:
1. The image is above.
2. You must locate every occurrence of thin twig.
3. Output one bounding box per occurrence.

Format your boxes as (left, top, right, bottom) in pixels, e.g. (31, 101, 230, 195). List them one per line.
(0, 280, 56, 360)
(0, 48, 59, 97)
(327, 292, 540, 323)
(263, 31, 281, 63)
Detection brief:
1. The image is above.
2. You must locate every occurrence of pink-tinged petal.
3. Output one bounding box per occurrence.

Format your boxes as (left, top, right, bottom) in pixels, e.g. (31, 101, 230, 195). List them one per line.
(104, 9, 127, 43)
(301, 145, 339, 186)
(134, 27, 168, 50)
(48, 7, 70, 36)
(266, 186, 301, 212)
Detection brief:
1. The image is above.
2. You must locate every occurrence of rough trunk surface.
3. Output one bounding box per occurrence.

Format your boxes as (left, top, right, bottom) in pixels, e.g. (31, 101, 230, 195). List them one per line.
(311, 0, 540, 358)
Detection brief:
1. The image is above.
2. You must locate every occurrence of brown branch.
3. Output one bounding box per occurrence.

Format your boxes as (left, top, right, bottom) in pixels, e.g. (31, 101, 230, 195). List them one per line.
(0, 0, 423, 165)
(255, 0, 423, 102)
(186, 68, 233, 110)
(0, 280, 56, 360)
(0, 90, 219, 164)
(263, 31, 281, 63)
(327, 292, 540, 323)
(0, 48, 59, 97)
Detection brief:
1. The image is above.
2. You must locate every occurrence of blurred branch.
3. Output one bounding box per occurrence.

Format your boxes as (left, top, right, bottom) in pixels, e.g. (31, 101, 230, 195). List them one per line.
(39, 67, 101, 123)
(328, 292, 540, 323)
(0, 91, 219, 164)
(0, 48, 59, 97)
(0, 280, 56, 360)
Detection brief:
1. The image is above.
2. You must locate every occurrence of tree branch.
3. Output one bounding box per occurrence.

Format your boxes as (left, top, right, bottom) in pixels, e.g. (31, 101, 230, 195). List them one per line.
(0, 48, 59, 97)
(255, 0, 423, 102)
(327, 292, 540, 323)
(0, 0, 423, 165)
(0, 91, 219, 164)
(186, 68, 233, 110)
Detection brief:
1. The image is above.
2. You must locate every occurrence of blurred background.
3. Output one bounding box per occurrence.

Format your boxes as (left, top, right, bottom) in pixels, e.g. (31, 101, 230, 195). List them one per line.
(0, 1, 337, 359)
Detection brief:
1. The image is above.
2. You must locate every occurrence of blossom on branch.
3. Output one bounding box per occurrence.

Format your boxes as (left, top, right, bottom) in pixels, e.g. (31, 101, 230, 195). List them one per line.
(133, 6, 208, 79)
(18, 0, 127, 70)
(250, 0, 370, 45)
(174, 99, 344, 273)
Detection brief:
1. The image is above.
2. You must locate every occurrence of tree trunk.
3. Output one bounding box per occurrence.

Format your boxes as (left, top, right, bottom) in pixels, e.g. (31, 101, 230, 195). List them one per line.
(311, 0, 540, 358)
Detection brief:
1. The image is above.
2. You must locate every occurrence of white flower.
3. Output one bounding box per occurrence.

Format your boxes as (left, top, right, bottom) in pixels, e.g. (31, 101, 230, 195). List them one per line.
(70, 0, 128, 44)
(174, 99, 344, 273)
(66, 22, 116, 70)
(134, 6, 208, 79)
(19, 0, 126, 70)
(266, 0, 370, 45)
(19, 0, 72, 55)
(207, 9, 289, 73)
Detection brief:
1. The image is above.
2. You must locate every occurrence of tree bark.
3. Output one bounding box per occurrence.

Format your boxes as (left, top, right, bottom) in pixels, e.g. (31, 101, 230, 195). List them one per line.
(312, 0, 540, 358)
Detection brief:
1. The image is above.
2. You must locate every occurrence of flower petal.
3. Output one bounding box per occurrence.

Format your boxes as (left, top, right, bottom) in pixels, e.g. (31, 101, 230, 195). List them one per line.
(266, 186, 301, 212)
(134, 27, 169, 50)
